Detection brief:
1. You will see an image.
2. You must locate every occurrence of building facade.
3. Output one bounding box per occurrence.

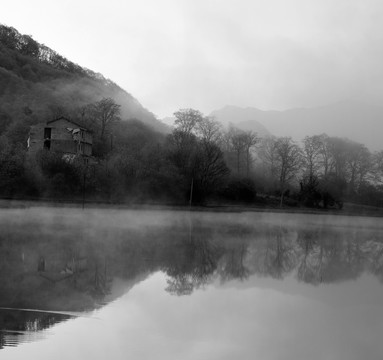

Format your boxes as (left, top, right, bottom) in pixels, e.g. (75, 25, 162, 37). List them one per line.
(28, 117, 93, 158)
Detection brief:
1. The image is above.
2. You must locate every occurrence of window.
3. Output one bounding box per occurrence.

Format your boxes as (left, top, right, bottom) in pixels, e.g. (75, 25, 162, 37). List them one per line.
(44, 128, 51, 139)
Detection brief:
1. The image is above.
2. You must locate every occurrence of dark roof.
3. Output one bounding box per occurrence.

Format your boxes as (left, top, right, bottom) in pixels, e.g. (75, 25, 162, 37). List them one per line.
(46, 116, 88, 130)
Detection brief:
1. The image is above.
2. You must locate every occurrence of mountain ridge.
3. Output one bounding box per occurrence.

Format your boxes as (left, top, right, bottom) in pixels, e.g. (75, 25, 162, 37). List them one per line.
(209, 100, 383, 150)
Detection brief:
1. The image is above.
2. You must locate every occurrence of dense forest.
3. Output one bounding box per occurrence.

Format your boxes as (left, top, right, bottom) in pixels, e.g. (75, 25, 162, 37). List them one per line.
(0, 24, 165, 134)
(1, 24, 383, 209)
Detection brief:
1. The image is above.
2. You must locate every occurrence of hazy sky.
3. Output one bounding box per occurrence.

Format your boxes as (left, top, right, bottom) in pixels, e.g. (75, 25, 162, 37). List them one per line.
(3, 0, 383, 118)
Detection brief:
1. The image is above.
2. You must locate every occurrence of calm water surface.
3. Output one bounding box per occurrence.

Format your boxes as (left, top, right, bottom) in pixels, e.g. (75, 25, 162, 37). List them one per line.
(1, 207, 383, 359)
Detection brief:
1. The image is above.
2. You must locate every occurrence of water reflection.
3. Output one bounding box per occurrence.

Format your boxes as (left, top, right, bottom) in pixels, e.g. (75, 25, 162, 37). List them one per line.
(0, 309, 72, 349)
(0, 209, 383, 350)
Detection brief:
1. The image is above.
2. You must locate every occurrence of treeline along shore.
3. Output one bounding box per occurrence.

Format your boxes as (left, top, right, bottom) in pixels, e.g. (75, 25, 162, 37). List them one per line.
(2, 104, 383, 212)
(1, 24, 383, 212)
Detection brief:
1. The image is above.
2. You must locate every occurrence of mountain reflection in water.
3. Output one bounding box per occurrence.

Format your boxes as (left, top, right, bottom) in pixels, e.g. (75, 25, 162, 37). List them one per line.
(0, 208, 383, 355)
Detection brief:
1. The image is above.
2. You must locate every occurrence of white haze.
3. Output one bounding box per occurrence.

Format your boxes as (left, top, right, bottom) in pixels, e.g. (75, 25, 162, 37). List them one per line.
(3, 0, 383, 121)
(1, 205, 382, 236)
(2, 206, 383, 359)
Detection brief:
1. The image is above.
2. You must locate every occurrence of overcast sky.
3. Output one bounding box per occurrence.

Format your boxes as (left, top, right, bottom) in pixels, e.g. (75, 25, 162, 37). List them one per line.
(3, 0, 383, 118)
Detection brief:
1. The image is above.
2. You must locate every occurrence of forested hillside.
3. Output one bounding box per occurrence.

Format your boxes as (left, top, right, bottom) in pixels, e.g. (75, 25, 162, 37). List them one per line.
(0, 23, 166, 146)
(1, 24, 383, 210)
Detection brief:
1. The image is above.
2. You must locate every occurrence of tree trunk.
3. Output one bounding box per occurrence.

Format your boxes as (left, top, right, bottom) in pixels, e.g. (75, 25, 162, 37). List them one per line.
(237, 151, 240, 175)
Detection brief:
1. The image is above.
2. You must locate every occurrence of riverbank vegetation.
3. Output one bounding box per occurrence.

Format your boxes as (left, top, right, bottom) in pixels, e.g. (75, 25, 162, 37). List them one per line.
(1, 104, 383, 211)
(1, 24, 383, 211)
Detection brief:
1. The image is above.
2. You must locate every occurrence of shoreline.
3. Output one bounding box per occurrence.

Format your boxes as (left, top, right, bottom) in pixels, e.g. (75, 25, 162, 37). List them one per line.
(1, 198, 383, 218)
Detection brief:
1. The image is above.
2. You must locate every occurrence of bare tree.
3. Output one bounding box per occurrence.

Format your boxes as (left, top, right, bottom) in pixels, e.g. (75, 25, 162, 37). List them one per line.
(196, 116, 222, 144)
(327, 137, 348, 179)
(317, 133, 332, 177)
(88, 98, 121, 140)
(258, 136, 279, 181)
(345, 141, 371, 194)
(302, 135, 322, 180)
(170, 109, 228, 202)
(243, 131, 258, 177)
(195, 141, 230, 197)
(228, 126, 247, 175)
(275, 137, 302, 207)
(174, 108, 203, 135)
(372, 151, 383, 184)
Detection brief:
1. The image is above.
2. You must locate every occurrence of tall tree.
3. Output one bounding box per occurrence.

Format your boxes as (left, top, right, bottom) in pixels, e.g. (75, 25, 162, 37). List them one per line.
(196, 116, 222, 144)
(242, 131, 258, 177)
(302, 135, 322, 180)
(327, 137, 348, 179)
(88, 98, 121, 140)
(372, 150, 383, 184)
(317, 133, 332, 177)
(174, 108, 203, 135)
(258, 136, 279, 184)
(228, 126, 247, 175)
(345, 141, 371, 194)
(275, 137, 302, 207)
(168, 108, 229, 203)
(194, 141, 229, 201)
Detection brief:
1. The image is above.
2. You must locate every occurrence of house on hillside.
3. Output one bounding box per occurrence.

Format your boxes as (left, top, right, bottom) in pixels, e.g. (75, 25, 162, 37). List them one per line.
(28, 117, 93, 160)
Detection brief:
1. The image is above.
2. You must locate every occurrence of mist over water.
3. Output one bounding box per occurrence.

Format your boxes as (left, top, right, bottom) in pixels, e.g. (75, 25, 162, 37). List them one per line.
(1, 207, 383, 358)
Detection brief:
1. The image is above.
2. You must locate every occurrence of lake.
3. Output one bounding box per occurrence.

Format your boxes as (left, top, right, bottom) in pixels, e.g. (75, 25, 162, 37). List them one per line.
(0, 207, 383, 359)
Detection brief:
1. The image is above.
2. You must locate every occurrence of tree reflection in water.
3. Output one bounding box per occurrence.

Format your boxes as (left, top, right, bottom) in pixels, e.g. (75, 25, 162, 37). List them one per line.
(0, 309, 72, 349)
(1, 209, 383, 346)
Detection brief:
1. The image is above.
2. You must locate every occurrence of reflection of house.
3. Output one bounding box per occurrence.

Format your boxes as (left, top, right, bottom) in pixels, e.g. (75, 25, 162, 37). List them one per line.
(28, 117, 92, 158)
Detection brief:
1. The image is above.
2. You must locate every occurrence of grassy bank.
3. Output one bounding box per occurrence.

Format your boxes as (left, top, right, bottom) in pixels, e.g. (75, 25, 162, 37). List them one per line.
(1, 197, 383, 217)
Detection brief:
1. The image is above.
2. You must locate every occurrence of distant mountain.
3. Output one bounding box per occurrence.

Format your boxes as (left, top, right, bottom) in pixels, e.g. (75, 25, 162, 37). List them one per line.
(210, 106, 272, 137)
(210, 101, 383, 151)
(0, 24, 168, 144)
